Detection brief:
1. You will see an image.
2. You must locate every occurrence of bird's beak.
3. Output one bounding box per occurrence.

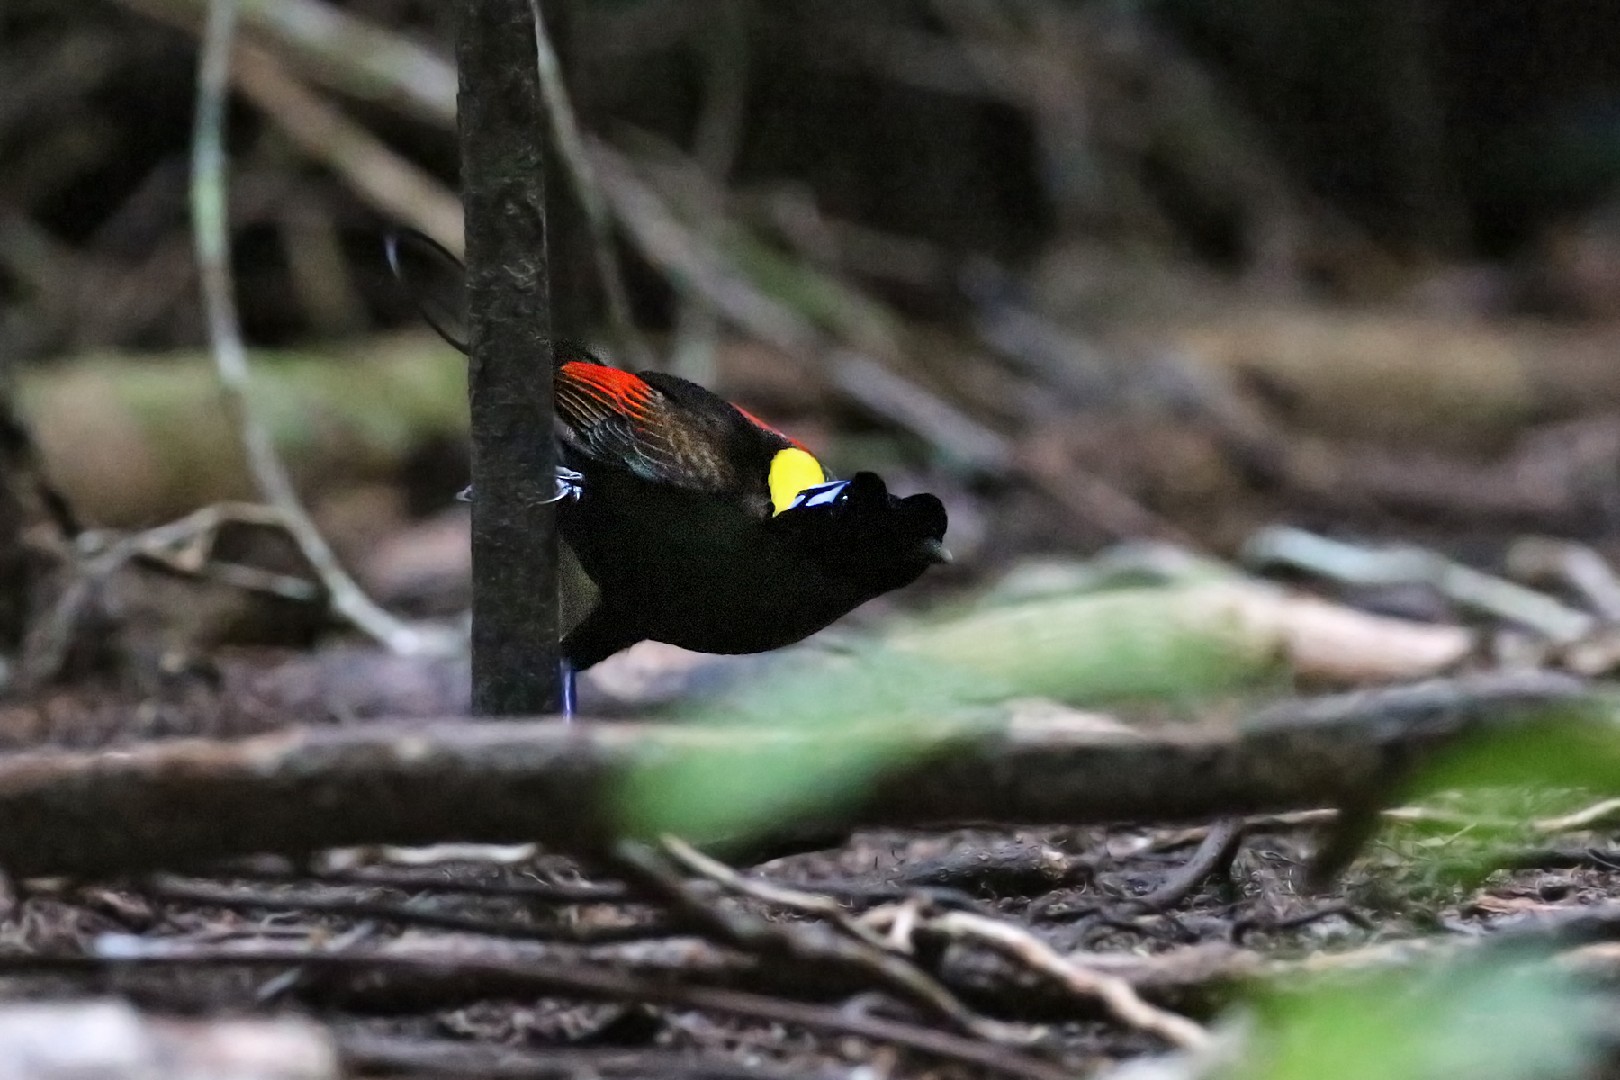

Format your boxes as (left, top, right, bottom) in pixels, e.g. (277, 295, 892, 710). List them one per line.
(919, 537, 952, 565)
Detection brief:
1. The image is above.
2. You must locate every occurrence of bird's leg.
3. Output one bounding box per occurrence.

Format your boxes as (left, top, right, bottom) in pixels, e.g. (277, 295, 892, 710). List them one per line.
(559, 657, 577, 720)
(554, 466, 583, 722)
(458, 466, 584, 720)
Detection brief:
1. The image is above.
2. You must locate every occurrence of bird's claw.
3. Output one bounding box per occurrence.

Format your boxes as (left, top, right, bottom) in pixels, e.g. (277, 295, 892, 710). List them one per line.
(457, 467, 584, 505)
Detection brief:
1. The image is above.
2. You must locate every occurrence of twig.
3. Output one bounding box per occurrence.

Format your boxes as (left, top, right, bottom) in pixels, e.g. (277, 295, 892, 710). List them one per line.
(1124, 820, 1244, 914)
(526, 0, 654, 370)
(57, 937, 1080, 1080)
(1534, 797, 1620, 834)
(143, 876, 677, 943)
(611, 841, 1031, 1044)
(1244, 526, 1596, 645)
(224, 852, 985, 911)
(1229, 904, 1374, 944)
(886, 840, 1093, 896)
(1509, 539, 1620, 624)
(118, 0, 458, 126)
(215, 862, 628, 904)
(1160, 796, 1620, 847)
(17, 502, 319, 689)
(232, 44, 464, 256)
(191, 0, 456, 657)
(661, 836, 897, 952)
(669, 0, 751, 383)
(1488, 847, 1620, 873)
(923, 911, 1212, 1051)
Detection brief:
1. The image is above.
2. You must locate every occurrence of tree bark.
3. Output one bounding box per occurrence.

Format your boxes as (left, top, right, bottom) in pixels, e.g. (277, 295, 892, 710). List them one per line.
(458, 0, 562, 715)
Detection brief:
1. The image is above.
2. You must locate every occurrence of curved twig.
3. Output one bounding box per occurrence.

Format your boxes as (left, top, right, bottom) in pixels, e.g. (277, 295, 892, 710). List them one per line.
(191, 0, 458, 657)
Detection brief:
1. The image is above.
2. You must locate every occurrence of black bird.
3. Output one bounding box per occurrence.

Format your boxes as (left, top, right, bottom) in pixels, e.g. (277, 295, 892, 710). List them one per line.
(387, 231, 949, 708)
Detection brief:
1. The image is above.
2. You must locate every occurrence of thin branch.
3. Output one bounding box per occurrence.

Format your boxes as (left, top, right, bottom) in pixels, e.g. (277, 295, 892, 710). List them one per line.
(1124, 819, 1244, 914)
(670, 0, 752, 383)
(18, 502, 319, 690)
(527, 0, 654, 370)
(1244, 526, 1596, 645)
(232, 44, 464, 256)
(925, 911, 1212, 1051)
(143, 876, 677, 943)
(662, 836, 896, 952)
(191, 0, 457, 657)
(217, 862, 627, 904)
(611, 841, 1030, 1044)
(120, 0, 458, 126)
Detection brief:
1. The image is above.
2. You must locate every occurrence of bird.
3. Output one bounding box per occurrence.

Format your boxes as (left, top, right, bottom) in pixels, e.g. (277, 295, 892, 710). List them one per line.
(386, 231, 950, 712)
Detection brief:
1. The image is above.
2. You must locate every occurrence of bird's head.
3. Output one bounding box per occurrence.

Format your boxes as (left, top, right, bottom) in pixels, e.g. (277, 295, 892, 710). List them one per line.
(773, 471, 949, 596)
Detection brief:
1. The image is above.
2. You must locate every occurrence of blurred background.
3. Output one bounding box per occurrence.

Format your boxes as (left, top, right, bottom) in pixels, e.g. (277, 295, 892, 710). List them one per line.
(6, 0, 1620, 625)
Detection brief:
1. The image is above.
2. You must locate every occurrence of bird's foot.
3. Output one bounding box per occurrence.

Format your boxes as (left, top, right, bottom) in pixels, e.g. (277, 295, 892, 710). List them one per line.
(457, 466, 584, 505)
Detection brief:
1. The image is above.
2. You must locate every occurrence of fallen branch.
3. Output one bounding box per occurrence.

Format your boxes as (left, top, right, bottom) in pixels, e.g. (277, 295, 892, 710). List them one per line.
(609, 840, 1026, 1043)
(0, 672, 1597, 879)
(142, 874, 676, 943)
(921, 911, 1212, 1051)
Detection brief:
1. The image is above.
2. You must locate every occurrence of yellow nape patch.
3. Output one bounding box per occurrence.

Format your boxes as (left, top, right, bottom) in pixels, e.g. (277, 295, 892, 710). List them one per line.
(768, 447, 826, 515)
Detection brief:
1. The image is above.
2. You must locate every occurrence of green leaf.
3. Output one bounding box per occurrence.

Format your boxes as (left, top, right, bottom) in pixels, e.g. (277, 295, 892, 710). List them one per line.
(613, 648, 992, 845)
(1236, 954, 1600, 1080)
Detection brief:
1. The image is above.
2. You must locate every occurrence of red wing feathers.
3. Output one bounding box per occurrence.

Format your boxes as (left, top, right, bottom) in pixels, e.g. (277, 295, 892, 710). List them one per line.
(556, 361, 656, 426)
(555, 360, 808, 503)
(555, 361, 729, 492)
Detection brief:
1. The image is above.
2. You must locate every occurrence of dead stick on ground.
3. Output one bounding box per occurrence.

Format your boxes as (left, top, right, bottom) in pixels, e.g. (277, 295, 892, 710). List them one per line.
(1127, 819, 1245, 913)
(0, 672, 1597, 880)
(611, 841, 1028, 1044)
(661, 835, 896, 951)
(922, 911, 1211, 1051)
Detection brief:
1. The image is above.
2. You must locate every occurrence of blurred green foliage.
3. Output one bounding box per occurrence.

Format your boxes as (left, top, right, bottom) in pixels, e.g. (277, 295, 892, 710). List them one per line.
(614, 646, 993, 844)
(1232, 955, 1602, 1080)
